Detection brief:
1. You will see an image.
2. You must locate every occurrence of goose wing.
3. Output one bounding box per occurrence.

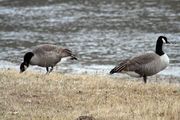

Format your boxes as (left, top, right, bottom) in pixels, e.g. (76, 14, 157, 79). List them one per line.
(31, 44, 61, 66)
(33, 44, 59, 54)
(110, 52, 158, 74)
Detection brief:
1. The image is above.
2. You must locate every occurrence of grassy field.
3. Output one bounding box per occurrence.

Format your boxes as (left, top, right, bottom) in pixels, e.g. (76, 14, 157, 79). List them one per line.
(0, 69, 180, 120)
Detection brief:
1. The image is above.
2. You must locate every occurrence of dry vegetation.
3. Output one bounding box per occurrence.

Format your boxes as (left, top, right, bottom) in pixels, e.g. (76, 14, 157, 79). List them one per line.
(0, 69, 180, 120)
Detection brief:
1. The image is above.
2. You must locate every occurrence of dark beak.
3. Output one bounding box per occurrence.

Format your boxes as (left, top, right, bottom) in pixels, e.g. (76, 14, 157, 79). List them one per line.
(166, 41, 170, 44)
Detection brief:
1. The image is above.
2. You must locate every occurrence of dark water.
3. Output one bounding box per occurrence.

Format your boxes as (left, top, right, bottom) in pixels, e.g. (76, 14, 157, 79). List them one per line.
(0, 0, 180, 76)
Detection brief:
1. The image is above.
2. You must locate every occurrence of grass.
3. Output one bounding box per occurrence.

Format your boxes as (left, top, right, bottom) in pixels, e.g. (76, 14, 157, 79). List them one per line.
(0, 69, 180, 120)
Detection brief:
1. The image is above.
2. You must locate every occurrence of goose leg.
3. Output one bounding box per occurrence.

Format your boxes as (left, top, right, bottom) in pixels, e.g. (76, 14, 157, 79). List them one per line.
(46, 67, 49, 74)
(143, 76, 147, 83)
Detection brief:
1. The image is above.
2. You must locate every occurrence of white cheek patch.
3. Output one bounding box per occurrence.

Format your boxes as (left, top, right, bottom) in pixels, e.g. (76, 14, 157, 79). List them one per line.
(162, 38, 166, 43)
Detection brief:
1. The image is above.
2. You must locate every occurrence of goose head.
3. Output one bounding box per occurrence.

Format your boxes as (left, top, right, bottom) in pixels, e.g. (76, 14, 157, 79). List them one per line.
(157, 36, 170, 44)
(20, 52, 34, 73)
(155, 36, 170, 56)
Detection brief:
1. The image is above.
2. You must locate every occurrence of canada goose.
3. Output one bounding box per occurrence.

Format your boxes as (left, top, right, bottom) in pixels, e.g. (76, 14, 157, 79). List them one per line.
(110, 36, 170, 83)
(20, 44, 77, 73)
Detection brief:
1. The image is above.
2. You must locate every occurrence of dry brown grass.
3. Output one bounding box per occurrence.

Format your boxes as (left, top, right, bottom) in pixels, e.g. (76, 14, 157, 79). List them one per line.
(0, 69, 180, 120)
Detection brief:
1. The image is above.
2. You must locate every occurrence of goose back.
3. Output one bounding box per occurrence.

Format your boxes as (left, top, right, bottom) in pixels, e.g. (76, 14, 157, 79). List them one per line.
(133, 53, 169, 76)
(30, 44, 62, 67)
(113, 52, 169, 76)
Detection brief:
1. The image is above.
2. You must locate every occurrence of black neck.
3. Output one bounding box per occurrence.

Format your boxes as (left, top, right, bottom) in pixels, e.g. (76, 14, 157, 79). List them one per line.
(155, 40, 164, 56)
(24, 52, 34, 66)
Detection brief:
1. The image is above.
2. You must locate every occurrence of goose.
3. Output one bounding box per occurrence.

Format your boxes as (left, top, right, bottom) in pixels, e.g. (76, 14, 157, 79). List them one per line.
(20, 44, 77, 73)
(110, 36, 170, 83)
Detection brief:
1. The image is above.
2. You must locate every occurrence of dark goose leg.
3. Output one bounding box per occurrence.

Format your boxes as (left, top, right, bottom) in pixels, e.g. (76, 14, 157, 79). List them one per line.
(143, 76, 147, 83)
(46, 67, 49, 74)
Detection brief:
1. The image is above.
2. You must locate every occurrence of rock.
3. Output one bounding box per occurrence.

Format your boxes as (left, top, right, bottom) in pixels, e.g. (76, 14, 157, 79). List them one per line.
(76, 115, 95, 120)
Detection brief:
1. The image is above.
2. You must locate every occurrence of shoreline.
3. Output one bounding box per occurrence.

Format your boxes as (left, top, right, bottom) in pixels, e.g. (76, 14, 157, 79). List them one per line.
(1, 67, 180, 84)
(1, 60, 180, 77)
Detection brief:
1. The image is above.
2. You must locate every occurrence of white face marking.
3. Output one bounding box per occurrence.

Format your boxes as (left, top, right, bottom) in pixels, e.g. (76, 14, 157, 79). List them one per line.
(162, 38, 166, 43)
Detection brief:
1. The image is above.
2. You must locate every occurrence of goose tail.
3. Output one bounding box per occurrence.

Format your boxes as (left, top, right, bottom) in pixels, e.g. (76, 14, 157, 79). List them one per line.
(62, 49, 77, 60)
(110, 68, 117, 74)
(70, 55, 78, 60)
(110, 60, 128, 74)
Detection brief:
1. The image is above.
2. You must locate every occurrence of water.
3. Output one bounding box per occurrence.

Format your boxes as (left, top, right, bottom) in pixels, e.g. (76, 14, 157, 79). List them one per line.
(0, 0, 180, 76)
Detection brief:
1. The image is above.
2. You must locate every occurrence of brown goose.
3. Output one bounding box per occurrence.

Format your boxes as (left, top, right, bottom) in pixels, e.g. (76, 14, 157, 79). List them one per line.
(20, 44, 77, 73)
(110, 36, 170, 83)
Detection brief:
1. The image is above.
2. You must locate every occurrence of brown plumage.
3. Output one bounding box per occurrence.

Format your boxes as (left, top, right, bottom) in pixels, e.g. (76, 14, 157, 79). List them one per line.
(110, 36, 170, 83)
(20, 44, 77, 73)
(110, 52, 163, 75)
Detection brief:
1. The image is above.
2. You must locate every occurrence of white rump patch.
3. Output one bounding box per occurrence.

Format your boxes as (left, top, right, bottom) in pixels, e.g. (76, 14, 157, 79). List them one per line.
(122, 71, 141, 78)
